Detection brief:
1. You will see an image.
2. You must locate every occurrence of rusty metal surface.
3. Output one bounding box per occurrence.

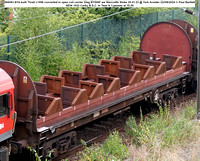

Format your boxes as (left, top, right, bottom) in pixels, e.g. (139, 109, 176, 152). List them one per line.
(131, 51, 150, 64)
(169, 20, 197, 79)
(37, 65, 186, 129)
(35, 66, 187, 159)
(79, 80, 104, 99)
(40, 75, 64, 96)
(71, 89, 88, 106)
(133, 64, 155, 80)
(162, 55, 182, 70)
(96, 75, 115, 93)
(170, 19, 197, 69)
(34, 82, 46, 95)
(170, 19, 197, 48)
(82, 64, 105, 81)
(61, 86, 87, 108)
(106, 78, 121, 93)
(97, 75, 121, 93)
(99, 60, 120, 77)
(145, 60, 166, 75)
(172, 57, 183, 69)
(37, 94, 63, 116)
(140, 21, 192, 71)
(37, 94, 54, 115)
(118, 68, 141, 87)
(44, 98, 62, 116)
(59, 70, 82, 88)
(112, 56, 132, 69)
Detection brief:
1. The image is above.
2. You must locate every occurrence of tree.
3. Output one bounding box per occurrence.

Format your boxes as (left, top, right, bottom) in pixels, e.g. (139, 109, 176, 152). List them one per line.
(6, 8, 99, 80)
(0, 7, 12, 32)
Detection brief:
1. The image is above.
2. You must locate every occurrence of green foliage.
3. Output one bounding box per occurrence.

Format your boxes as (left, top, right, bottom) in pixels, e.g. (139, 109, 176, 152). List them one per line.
(45, 149, 54, 161)
(185, 7, 198, 30)
(83, 40, 114, 62)
(7, 33, 139, 81)
(196, 0, 198, 6)
(115, 34, 140, 57)
(60, 34, 140, 73)
(79, 131, 128, 161)
(5, 8, 99, 80)
(1, 7, 174, 81)
(182, 103, 197, 120)
(27, 146, 41, 161)
(88, 8, 173, 19)
(126, 105, 199, 149)
(103, 131, 128, 160)
(0, 8, 12, 32)
(60, 43, 92, 72)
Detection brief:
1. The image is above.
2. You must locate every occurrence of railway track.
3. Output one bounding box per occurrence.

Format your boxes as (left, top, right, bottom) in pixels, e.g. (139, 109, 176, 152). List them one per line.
(11, 92, 195, 161)
(52, 92, 196, 161)
(54, 111, 131, 161)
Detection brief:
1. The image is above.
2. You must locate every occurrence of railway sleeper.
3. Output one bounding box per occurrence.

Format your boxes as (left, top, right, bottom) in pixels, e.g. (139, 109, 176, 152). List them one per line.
(100, 120, 113, 127)
(93, 124, 107, 130)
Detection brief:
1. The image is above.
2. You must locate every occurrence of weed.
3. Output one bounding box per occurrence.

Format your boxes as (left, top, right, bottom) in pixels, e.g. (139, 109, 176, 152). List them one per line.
(126, 105, 199, 147)
(79, 131, 128, 161)
(115, 34, 140, 57)
(125, 102, 200, 160)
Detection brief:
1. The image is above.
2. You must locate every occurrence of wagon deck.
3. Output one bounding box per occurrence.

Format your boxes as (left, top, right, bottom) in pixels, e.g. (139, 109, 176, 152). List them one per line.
(35, 53, 187, 133)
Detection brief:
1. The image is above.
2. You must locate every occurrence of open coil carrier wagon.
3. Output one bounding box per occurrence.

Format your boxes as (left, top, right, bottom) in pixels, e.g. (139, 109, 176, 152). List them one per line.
(0, 19, 197, 159)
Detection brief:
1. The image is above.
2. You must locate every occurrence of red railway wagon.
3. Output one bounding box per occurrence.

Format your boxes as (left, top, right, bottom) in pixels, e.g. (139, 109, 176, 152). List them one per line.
(0, 19, 198, 160)
(0, 69, 15, 138)
(0, 69, 16, 160)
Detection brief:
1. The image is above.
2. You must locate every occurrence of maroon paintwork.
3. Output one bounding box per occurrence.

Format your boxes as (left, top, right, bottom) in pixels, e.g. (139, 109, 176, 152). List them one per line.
(0, 61, 38, 143)
(37, 65, 186, 128)
(1, 20, 197, 157)
(170, 19, 197, 48)
(140, 21, 192, 71)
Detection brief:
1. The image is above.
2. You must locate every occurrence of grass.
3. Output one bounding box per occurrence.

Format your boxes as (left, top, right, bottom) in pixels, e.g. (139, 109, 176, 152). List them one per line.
(126, 100, 200, 161)
(78, 99, 200, 161)
(78, 131, 128, 161)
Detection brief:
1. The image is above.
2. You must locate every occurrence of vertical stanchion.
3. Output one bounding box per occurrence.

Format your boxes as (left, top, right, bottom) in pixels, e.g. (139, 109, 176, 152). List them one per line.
(7, 35, 10, 60)
(102, 19, 105, 42)
(197, 1, 200, 120)
(58, 31, 61, 42)
(140, 15, 142, 40)
(81, 24, 84, 43)
(180, 7, 200, 119)
(122, 19, 124, 37)
(172, 10, 174, 20)
(156, 12, 159, 22)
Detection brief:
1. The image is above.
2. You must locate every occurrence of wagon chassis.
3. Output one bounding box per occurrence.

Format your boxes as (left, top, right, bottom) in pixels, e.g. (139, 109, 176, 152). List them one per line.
(35, 72, 190, 158)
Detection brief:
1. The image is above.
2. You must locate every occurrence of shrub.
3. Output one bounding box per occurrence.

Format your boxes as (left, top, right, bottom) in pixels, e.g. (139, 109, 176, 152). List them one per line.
(126, 105, 199, 149)
(79, 131, 128, 161)
(115, 34, 140, 57)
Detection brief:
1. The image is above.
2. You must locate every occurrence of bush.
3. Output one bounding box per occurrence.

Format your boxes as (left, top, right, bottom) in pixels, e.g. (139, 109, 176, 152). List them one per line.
(79, 131, 128, 161)
(60, 43, 92, 72)
(10, 34, 140, 81)
(116, 34, 140, 57)
(126, 105, 199, 149)
(83, 40, 114, 63)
